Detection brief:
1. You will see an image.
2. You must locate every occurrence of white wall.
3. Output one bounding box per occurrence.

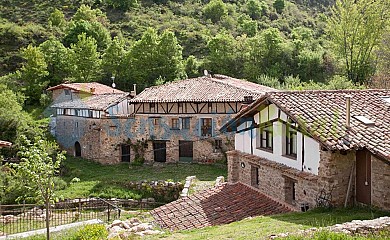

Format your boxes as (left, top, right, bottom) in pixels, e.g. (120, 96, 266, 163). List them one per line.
(235, 104, 321, 175)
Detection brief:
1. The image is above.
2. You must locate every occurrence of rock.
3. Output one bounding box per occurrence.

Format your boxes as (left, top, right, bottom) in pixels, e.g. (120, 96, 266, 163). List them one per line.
(111, 219, 122, 227)
(109, 225, 124, 234)
(147, 197, 155, 203)
(128, 217, 141, 224)
(121, 221, 131, 229)
(131, 223, 152, 232)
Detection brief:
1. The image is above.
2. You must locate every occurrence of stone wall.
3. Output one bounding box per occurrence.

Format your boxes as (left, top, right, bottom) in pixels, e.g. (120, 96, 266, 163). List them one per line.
(227, 149, 358, 210)
(371, 155, 390, 210)
(55, 113, 235, 165)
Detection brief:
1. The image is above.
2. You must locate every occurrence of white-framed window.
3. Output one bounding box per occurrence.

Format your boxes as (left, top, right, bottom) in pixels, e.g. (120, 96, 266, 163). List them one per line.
(258, 123, 273, 151)
(286, 123, 297, 158)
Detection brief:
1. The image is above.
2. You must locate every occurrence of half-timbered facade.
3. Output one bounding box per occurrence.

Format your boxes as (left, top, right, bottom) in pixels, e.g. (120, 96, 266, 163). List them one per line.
(222, 90, 390, 210)
(126, 74, 275, 164)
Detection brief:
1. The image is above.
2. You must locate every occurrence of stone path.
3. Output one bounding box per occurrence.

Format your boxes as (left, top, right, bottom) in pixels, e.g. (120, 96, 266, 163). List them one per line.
(151, 182, 293, 231)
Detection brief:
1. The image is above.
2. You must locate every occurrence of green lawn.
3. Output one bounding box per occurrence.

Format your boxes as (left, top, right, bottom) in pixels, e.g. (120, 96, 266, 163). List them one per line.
(56, 156, 227, 200)
(145, 207, 389, 240)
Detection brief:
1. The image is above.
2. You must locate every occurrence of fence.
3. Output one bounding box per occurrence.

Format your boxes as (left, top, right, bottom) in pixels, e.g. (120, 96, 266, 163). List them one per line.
(0, 198, 121, 235)
(0, 198, 166, 236)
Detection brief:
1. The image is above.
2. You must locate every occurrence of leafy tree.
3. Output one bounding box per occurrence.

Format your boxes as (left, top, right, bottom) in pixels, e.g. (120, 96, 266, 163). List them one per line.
(205, 33, 244, 77)
(104, 0, 138, 10)
(203, 0, 228, 23)
(48, 9, 66, 29)
(127, 28, 185, 88)
(64, 20, 111, 51)
(18, 45, 49, 104)
(72, 4, 108, 24)
(327, 0, 389, 84)
(185, 55, 201, 78)
(101, 37, 127, 88)
(246, 0, 267, 20)
(244, 28, 286, 81)
(376, 28, 390, 78)
(40, 39, 73, 86)
(69, 33, 101, 82)
(273, 0, 285, 14)
(14, 136, 65, 240)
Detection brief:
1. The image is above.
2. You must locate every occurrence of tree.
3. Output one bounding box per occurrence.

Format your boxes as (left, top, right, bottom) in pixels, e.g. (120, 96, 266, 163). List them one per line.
(40, 39, 73, 86)
(185, 55, 201, 78)
(126, 28, 185, 88)
(203, 0, 228, 23)
(70, 33, 101, 82)
(327, 0, 389, 84)
(101, 37, 127, 88)
(247, 0, 267, 20)
(273, 0, 285, 14)
(19, 45, 49, 104)
(104, 0, 138, 10)
(14, 136, 65, 240)
(48, 9, 66, 29)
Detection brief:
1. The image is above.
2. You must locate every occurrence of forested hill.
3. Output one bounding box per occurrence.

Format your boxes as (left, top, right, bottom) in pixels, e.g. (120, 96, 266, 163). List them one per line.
(0, 0, 337, 95)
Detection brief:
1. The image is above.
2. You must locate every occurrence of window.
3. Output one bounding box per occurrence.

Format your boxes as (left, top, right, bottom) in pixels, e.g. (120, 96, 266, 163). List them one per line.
(201, 118, 212, 137)
(150, 103, 156, 112)
(171, 118, 179, 129)
(251, 166, 259, 187)
(259, 123, 273, 150)
(152, 118, 159, 126)
(215, 139, 222, 149)
(182, 117, 190, 129)
(286, 123, 297, 158)
(64, 89, 70, 95)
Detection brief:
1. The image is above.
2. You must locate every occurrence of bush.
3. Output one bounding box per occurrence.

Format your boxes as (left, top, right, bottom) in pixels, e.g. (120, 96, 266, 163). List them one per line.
(53, 177, 68, 190)
(203, 0, 228, 23)
(75, 224, 108, 240)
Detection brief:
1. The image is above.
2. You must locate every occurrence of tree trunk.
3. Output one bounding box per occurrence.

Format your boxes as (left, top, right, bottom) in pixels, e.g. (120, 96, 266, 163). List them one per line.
(46, 199, 50, 240)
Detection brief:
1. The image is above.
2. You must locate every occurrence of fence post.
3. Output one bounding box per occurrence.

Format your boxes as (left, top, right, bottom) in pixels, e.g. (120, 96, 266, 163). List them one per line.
(107, 203, 111, 222)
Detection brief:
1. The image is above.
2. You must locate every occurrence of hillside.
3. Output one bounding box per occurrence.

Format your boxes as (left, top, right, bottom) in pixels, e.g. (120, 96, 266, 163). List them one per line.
(0, 0, 332, 82)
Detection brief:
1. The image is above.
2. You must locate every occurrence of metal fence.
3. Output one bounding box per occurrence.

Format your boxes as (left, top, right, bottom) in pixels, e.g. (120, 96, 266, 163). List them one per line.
(0, 198, 121, 235)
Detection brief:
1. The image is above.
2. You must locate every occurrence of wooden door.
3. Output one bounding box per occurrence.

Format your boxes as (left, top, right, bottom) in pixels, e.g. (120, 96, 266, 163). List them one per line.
(121, 144, 131, 162)
(356, 149, 371, 205)
(75, 141, 81, 157)
(179, 141, 193, 163)
(153, 141, 166, 162)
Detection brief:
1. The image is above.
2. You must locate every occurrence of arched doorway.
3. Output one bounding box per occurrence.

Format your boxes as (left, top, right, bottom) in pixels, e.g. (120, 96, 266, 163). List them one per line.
(75, 141, 81, 157)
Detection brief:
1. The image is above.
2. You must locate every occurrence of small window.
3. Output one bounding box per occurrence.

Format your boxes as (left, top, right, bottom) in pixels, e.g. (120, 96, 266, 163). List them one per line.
(150, 103, 155, 112)
(215, 139, 222, 149)
(75, 122, 78, 128)
(286, 123, 297, 158)
(153, 118, 159, 126)
(182, 117, 190, 129)
(259, 123, 273, 150)
(201, 118, 212, 137)
(171, 118, 179, 129)
(64, 89, 70, 95)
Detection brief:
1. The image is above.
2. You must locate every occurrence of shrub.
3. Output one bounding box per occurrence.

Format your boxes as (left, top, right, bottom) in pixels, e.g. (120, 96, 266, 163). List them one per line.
(75, 224, 108, 240)
(203, 0, 228, 23)
(53, 177, 68, 190)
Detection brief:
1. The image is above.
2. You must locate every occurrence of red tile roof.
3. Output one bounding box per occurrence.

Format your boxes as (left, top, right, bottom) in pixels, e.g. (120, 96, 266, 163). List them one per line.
(47, 82, 125, 95)
(0, 140, 12, 147)
(51, 93, 129, 110)
(131, 75, 275, 103)
(223, 89, 390, 161)
(151, 182, 293, 231)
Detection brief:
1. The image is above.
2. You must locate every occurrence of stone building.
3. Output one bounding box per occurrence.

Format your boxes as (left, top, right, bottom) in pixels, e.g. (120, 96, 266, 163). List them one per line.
(49, 75, 274, 164)
(221, 90, 390, 210)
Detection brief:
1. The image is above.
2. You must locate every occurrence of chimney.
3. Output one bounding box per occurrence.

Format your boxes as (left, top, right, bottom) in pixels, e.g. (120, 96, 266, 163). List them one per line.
(131, 84, 137, 97)
(345, 95, 351, 128)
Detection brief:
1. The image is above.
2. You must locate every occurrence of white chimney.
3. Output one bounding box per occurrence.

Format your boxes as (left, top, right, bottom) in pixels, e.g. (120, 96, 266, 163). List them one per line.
(345, 95, 351, 128)
(131, 84, 137, 97)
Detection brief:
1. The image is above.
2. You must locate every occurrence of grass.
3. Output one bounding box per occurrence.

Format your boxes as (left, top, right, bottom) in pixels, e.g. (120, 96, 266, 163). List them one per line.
(144, 207, 390, 240)
(56, 156, 227, 200)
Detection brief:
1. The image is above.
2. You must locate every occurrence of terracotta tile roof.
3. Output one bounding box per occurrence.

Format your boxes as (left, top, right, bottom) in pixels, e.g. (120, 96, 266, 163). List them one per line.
(223, 90, 390, 161)
(47, 82, 125, 95)
(131, 75, 275, 103)
(0, 140, 12, 147)
(51, 93, 129, 110)
(151, 182, 293, 231)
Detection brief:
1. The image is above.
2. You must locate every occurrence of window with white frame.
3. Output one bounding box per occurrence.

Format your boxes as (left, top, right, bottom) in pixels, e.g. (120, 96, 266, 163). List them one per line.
(258, 123, 273, 151)
(285, 122, 297, 158)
